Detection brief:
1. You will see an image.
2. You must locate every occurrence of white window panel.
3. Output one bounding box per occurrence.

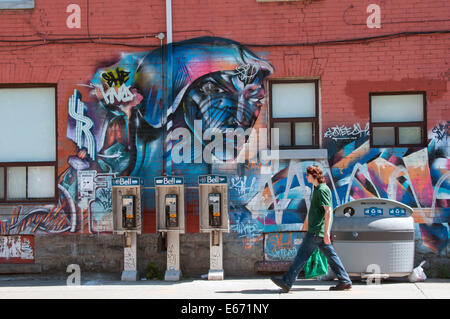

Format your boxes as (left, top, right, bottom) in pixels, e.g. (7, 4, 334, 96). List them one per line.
(372, 127, 395, 146)
(273, 122, 291, 146)
(371, 94, 423, 123)
(7, 167, 26, 200)
(295, 122, 313, 146)
(28, 166, 55, 199)
(399, 127, 422, 145)
(0, 87, 56, 162)
(272, 82, 316, 118)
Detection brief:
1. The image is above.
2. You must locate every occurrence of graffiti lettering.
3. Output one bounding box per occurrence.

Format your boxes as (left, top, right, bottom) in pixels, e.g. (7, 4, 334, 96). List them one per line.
(230, 220, 263, 238)
(264, 232, 301, 261)
(68, 89, 96, 160)
(431, 121, 449, 141)
(235, 63, 260, 84)
(0, 236, 34, 261)
(324, 123, 370, 141)
(99, 84, 135, 105)
(101, 68, 130, 88)
(230, 176, 256, 197)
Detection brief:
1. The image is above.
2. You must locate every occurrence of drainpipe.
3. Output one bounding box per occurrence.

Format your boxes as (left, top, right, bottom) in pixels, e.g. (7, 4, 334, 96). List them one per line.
(166, 0, 173, 44)
(164, 0, 173, 176)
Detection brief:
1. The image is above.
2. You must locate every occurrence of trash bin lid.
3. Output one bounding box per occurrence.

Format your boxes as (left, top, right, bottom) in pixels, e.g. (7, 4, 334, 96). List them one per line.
(333, 198, 414, 218)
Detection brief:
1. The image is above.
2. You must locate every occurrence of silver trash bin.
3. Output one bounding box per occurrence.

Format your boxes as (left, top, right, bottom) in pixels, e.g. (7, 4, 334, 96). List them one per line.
(332, 198, 415, 279)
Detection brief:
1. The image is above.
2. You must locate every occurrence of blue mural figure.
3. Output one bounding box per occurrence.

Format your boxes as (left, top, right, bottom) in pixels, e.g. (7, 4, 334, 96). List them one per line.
(60, 37, 273, 232)
(129, 37, 274, 184)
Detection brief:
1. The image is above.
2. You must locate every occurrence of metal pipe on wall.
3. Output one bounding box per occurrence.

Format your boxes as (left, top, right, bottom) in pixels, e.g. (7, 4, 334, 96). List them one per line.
(166, 0, 173, 44)
(164, 0, 174, 176)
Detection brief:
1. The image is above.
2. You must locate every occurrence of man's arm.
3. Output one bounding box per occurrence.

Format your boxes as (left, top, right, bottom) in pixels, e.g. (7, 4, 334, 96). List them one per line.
(301, 213, 308, 231)
(323, 205, 332, 244)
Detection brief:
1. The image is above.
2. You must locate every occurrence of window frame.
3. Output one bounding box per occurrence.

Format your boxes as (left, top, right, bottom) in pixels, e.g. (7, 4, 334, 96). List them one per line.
(0, 84, 58, 204)
(269, 79, 320, 149)
(369, 91, 427, 148)
(0, 0, 34, 9)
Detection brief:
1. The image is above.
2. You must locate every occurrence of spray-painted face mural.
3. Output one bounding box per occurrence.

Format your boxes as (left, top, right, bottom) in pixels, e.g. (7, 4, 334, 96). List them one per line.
(180, 69, 267, 161)
(0, 37, 447, 261)
(64, 36, 274, 231)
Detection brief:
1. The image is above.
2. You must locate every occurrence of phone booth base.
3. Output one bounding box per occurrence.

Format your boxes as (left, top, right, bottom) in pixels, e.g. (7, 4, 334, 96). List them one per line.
(208, 270, 224, 280)
(121, 231, 139, 281)
(207, 230, 224, 280)
(121, 270, 138, 281)
(164, 230, 182, 281)
(165, 269, 182, 281)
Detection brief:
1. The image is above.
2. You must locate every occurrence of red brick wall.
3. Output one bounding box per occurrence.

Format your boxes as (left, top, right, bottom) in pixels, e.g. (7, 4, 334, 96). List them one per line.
(1, 0, 448, 162)
(0, 0, 448, 236)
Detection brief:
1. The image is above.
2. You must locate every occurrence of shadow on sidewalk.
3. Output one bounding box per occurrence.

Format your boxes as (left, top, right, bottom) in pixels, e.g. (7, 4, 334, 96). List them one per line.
(216, 287, 318, 294)
(216, 280, 335, 294)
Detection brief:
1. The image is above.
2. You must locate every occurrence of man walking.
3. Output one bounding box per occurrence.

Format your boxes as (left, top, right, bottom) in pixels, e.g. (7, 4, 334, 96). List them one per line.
(271, 165, 352, 292)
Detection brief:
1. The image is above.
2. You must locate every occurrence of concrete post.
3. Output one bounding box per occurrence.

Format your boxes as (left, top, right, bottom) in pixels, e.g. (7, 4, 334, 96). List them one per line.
(165, 230, 181, 281)
(208, 230, 224, 280)
(121, 232, 138, 281)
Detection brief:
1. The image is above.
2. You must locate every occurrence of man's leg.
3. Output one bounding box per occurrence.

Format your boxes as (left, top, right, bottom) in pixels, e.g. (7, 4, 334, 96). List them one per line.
(274, 232, 320, 290)
(318, 243, 352, 285)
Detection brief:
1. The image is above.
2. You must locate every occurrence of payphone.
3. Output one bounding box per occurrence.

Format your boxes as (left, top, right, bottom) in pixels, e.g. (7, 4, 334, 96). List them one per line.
(122, 195, 136, 229)
(199, 175, 229, 280)
(155, 176, 185, 281)
(165, 194, 178, 228)
(112, 176, 143, 281)
(208, 193, 221, 227)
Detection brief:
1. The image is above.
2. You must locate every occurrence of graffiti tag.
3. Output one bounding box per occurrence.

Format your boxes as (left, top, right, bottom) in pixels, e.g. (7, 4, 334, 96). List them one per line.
(324, 123, 369, 141)
(431, 122, 449, 142)
(101, 68, 130, 87)
(68, 89, 96, 160)
(0, 236, 34, 261)
(264, 232, 300, 261)
(230, 176, 256, 197)
(235, 63, 260, 84)
(230, 220, 263, 238)
(98, 84, 135, 105)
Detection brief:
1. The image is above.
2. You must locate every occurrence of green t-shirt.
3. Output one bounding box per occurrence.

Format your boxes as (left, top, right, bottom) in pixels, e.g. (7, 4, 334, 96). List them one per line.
(308, 183, 333, 237)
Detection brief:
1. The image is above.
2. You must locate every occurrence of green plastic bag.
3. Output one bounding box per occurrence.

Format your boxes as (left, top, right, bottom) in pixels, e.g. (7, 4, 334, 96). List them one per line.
(304, 248, 328, 279)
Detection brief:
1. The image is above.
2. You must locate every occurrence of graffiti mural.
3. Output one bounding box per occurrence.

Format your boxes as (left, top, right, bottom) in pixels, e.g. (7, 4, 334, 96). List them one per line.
(431, 121, 449, 142)
(0, 36, 447, 260)
(0, 235, 34, 263)
(0, 37, 274, 236)
(238, 122, 449, 257)
(264, 232, 302, 261)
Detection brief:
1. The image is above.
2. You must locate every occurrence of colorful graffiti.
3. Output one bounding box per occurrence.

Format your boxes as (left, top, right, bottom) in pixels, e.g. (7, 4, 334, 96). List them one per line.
(231, 122, 449, 257)
(0, 235, 34, 263)
(323, 122, 370, 141)
(264, 232, 302, 261)
(0, 36, 448, 260)
(0, 37, 274, 235)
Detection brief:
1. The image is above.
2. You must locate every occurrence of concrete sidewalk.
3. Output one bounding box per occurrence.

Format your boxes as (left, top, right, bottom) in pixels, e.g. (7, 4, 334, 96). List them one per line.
(0, 274, 448, 299)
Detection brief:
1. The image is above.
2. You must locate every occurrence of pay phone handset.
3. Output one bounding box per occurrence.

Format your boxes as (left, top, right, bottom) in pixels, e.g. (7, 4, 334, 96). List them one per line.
(122, 195, 136, 229)
(165, 194, 178, 228)
(208, 193, 222, 227)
